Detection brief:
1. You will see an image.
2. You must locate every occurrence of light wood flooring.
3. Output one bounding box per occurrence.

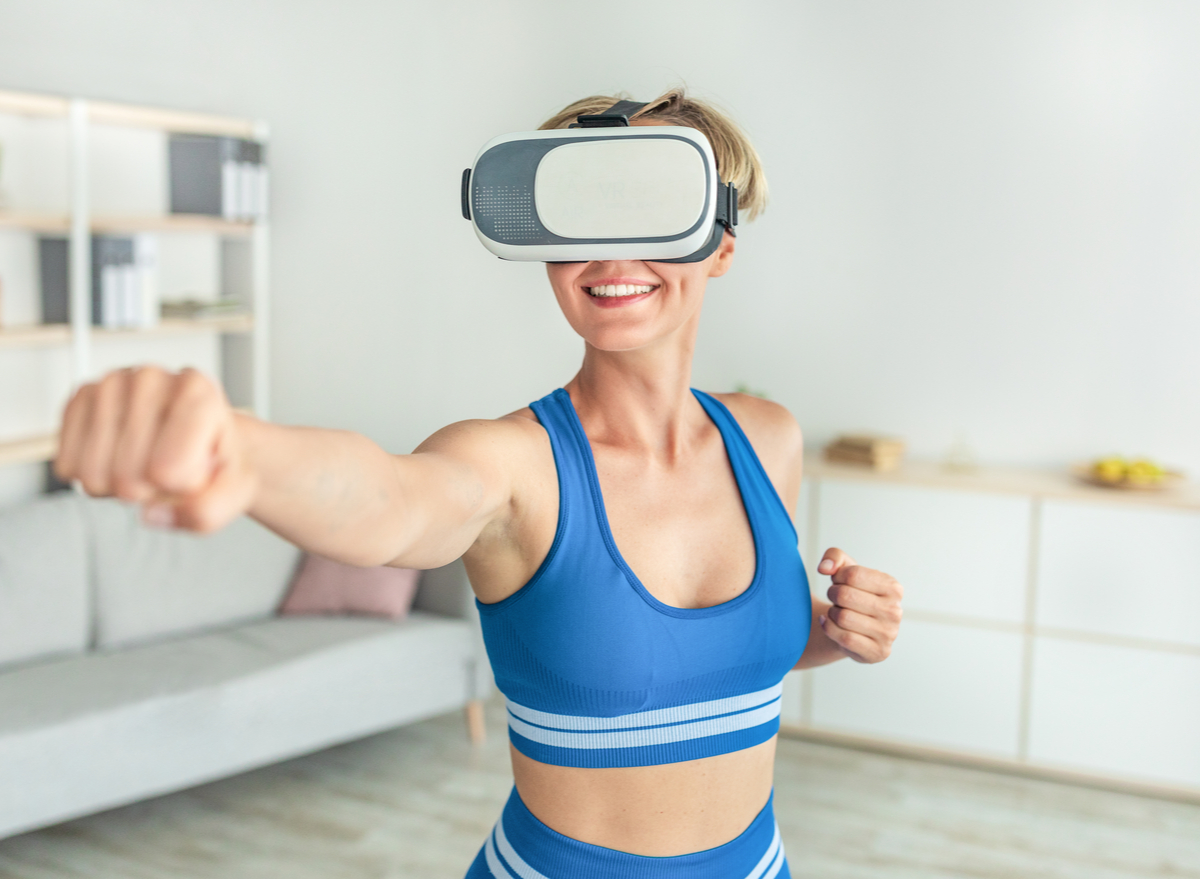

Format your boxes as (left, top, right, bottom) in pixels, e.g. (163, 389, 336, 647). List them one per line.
(1, 698, 1197, 878)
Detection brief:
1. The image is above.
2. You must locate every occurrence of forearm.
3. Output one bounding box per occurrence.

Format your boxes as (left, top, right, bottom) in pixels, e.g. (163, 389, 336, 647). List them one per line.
(239, 413, 417, 566)
(792, 598, 846, 670)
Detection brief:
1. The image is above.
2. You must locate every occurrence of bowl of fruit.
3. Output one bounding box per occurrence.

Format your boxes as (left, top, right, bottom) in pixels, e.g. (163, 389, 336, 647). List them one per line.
(1072, 456, 1185, 491)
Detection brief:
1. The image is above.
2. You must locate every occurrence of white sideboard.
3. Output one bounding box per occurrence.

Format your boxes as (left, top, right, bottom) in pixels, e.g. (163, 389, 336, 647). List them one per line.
(782, 455, 1200, 799)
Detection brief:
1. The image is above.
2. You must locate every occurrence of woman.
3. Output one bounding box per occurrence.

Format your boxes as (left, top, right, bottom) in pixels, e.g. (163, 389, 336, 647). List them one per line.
(54, 89, 903, 878)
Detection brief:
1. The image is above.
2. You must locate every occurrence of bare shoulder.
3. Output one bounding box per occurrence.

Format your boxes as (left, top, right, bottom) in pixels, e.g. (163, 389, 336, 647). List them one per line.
(710, 393, 803, 461)
(413, 407, 547, 460)
(708, 392, 804, 507)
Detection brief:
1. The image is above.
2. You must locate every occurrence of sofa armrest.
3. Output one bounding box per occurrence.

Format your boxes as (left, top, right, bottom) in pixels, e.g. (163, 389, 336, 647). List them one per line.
(413, 559, 492, 699)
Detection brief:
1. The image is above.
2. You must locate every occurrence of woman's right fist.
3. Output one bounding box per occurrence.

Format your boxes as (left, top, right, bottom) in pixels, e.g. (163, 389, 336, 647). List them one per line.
(53, 366, 258, 533)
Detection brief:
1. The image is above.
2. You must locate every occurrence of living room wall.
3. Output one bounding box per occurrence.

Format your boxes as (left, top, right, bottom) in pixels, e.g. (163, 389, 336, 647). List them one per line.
(0, 0, 1196, 482)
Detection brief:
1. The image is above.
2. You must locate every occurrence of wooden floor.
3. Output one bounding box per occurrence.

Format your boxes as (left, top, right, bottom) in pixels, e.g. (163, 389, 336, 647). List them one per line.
(2, 698, 1198, 878)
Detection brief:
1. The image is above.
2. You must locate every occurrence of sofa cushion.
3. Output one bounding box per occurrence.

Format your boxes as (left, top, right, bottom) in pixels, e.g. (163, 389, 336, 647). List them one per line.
(0, 492, 90, 669)
(279, 554, 420, 619)
(84, 499, 303, 649)
(0, 612, 475, 838)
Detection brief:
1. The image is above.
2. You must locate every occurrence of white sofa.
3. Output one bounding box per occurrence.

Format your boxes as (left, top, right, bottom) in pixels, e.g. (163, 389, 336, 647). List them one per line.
(0, 491, 491, 840)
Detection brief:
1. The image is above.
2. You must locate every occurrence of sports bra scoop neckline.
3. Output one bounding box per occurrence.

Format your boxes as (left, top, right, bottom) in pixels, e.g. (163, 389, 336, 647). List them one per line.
(475, 387, 811, 769)
(560, 386, 768, 617)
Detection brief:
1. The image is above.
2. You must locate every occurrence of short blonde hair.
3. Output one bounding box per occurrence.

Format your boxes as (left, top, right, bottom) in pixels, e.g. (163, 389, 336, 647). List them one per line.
(539, 88, 768, 222)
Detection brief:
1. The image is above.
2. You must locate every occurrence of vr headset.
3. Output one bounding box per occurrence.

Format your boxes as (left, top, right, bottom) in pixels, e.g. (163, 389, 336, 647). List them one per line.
(462, 100, 737, 263)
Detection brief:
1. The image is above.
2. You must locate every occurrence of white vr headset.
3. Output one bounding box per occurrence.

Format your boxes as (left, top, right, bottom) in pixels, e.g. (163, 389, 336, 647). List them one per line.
(462, 100, 738, 263)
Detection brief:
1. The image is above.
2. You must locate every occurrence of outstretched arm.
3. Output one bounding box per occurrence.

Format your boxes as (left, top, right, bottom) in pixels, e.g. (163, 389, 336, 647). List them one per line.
(54, 366, 519, 570)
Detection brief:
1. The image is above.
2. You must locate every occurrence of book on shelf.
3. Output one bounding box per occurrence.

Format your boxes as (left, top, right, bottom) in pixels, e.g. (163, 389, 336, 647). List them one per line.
(169, 134, 268, 222)
(38, 234, 159, 328)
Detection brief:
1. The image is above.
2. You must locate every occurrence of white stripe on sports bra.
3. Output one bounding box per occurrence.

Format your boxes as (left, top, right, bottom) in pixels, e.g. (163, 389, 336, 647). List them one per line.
(507, 697, 782, 751)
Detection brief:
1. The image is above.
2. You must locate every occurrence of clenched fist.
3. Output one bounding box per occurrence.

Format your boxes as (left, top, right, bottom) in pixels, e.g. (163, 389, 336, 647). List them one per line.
(54, 366, 257, 533)
(816, 547, 903, 663)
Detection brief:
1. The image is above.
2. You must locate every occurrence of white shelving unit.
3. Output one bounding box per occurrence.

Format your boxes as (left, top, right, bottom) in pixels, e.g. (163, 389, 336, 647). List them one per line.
(783, 454, 1200, 803)
(0, 88, 269, 497)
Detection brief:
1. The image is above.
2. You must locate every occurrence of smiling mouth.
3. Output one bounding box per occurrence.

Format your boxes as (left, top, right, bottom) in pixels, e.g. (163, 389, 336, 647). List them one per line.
(585, 284, 658, 298)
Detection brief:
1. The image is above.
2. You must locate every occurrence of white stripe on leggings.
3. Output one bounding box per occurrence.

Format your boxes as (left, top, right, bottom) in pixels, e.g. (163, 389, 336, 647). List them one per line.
(484, 815, 786, 879)
(495, 819, 551, 879)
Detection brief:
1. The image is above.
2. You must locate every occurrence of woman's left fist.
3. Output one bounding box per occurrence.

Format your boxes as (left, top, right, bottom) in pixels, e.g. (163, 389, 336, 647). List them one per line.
(817, 547, 903, 663)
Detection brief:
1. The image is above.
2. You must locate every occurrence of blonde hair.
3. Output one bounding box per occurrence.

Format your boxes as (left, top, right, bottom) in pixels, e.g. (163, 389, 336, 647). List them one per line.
(538, 88, 768, 222)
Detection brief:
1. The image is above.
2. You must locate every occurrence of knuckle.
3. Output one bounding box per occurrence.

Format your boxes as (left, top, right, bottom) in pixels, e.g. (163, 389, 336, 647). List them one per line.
(174, 369, 207, 399)
(98, 369, 128, 395)
(129, 365, 164, 393)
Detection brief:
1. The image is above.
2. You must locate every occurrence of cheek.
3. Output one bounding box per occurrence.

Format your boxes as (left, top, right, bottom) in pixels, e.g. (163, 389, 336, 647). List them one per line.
(545, 264, 583, 292)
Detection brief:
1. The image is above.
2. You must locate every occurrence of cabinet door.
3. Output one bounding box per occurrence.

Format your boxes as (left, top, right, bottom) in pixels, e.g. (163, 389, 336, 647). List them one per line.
(1037, 501, 1200, 646)
(816, 480, 1031, 623)
(1029, 637, 1200, 788)
(810, 618, 1024, 758)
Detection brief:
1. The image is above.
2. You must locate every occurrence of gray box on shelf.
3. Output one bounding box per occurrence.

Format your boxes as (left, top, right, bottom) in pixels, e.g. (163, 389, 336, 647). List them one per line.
(37, 237, 69, 324)
(169, 135, 267, 220)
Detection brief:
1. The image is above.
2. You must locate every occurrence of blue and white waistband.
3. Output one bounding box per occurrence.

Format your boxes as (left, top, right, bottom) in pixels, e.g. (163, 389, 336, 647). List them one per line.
(505, 682, 784, 769)
(466, 785, 789, 879)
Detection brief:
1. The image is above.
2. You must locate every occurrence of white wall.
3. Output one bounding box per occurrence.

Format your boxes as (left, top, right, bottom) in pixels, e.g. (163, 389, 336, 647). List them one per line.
(0, 0, 1195, 474)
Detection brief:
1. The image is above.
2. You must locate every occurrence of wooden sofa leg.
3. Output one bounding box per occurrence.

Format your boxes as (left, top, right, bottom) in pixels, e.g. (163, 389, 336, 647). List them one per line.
(465, 699, 486, 746)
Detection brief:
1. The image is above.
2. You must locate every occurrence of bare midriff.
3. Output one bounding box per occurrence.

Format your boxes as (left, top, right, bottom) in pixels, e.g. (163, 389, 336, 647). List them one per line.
(510, 736, 777, 856)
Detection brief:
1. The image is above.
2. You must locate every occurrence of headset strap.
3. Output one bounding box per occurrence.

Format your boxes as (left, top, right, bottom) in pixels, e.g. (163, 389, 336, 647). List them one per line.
(603, 99, 649, 119)
(716, 181, 738, 234)
(573, 100, 649, 128)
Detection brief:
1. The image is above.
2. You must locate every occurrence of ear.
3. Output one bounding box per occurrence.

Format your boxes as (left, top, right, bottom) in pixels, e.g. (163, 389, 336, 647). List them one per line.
(707, 230, 736, 278)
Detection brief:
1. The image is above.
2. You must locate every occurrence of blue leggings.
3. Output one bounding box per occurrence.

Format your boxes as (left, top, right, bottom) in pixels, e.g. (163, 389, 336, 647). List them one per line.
(466, 786, 789, 879)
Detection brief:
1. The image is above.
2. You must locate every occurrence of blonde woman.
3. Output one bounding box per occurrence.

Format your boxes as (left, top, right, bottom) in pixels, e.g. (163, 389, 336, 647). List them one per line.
(55, 89, 903, 879)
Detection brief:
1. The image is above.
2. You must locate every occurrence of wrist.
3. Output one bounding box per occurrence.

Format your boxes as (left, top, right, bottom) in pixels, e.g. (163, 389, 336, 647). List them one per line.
(232, 410, 269, 494)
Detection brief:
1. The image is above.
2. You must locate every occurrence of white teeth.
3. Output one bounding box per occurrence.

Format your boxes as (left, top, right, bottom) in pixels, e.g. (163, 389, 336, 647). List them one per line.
(587, 284, 655, 298)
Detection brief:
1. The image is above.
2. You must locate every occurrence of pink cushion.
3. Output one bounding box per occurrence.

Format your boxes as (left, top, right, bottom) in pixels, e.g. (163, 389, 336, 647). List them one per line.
(278, 554, 420, 620)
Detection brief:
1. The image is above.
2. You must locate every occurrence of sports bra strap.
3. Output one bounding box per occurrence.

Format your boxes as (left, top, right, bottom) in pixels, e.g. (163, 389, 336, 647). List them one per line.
(529, 389, 592, 535)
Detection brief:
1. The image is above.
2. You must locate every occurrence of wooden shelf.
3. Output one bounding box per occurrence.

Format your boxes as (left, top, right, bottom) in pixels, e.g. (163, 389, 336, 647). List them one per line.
(0, 90, 69, 118)
(91, 214, 256, 236)
(0, 88, 256, 137)
(0, 212, 255, 236)
(0, 324, 72, 349)
(0, 434, 57, 467)
(0, 316, 252, 350)
(804, 453, 1200, 513)
(88, 100, 257, 138)
(94, 314, 254, 339)
(0, 211, 70, 233)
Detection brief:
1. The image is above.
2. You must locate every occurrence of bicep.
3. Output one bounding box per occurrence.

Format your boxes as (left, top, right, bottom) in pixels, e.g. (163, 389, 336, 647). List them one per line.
(384, 420, 521, 569)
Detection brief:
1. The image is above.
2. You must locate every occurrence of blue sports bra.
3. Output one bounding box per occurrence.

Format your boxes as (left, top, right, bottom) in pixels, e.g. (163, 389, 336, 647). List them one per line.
(476, 388, 811, 768)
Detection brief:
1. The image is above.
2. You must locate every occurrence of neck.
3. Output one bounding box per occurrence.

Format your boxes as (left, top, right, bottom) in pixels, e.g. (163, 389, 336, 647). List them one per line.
(566, 317, 702, 458)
